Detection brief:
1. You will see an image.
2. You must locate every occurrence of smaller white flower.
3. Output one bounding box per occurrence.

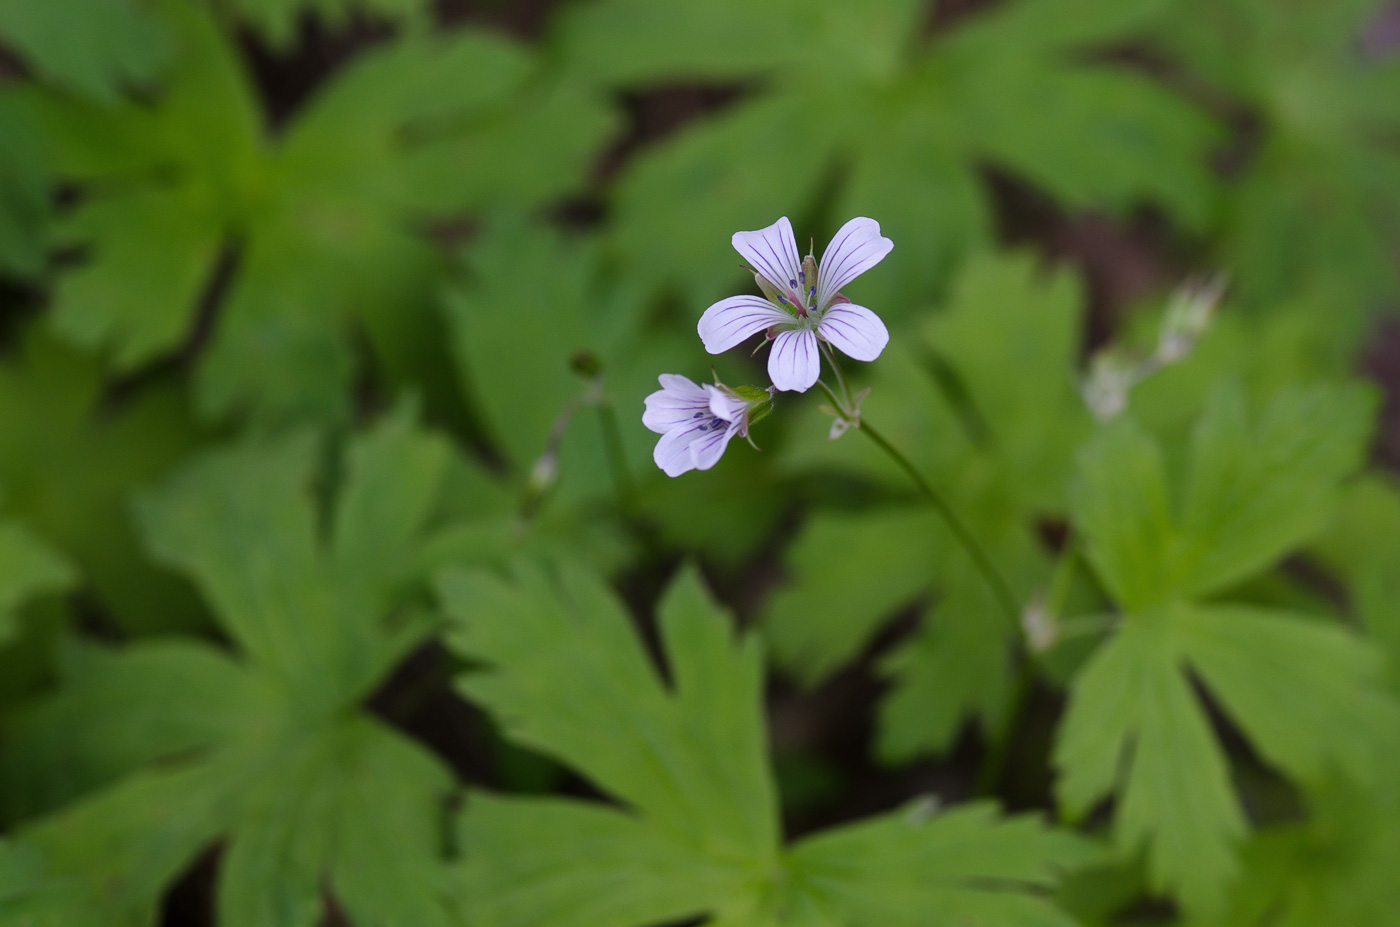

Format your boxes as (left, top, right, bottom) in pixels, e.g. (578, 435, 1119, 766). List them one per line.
(642, 374, 770, 477)
(698, 216, 894, 393)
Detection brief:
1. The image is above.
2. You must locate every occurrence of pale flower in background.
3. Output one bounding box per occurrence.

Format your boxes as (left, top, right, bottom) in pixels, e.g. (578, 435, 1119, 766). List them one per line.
(698, 216, 893, 392)
(1081, 274, 1226, 422)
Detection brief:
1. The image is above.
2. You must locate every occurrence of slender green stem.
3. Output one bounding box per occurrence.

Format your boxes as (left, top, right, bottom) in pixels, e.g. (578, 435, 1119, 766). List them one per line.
(595, 396, 635, 512)
(819, 341, 852, 406)
(814, 377, 845, 411)
(857, 420, 1022, 626)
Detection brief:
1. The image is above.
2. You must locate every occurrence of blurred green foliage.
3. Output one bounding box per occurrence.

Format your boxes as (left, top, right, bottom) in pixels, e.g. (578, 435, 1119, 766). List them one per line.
(1, 0, 1399, 925)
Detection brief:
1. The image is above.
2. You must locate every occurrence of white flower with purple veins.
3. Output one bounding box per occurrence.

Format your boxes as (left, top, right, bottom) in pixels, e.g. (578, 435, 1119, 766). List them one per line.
(698, 216, 894, 392)
(643, 374, 771, 477)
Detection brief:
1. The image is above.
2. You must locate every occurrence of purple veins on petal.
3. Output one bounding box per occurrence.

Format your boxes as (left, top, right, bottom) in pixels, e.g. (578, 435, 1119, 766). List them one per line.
(816, 217, 893, 310)
(818, 303, 889, 362)
(698, 295, 791, 353)
(732, 217, 802, 294)
(769, 328, 820, 393)
(643, 375, 750, 476)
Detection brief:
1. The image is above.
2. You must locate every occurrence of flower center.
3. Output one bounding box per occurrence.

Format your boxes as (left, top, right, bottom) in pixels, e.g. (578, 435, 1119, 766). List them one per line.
(773, 269, 819, 319)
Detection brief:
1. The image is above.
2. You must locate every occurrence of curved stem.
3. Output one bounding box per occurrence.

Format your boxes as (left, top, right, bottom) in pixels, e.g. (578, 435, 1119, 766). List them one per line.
(814, 377, 845, 411)
(819, 341, 852, 406)
(857, 419, 1022, 626)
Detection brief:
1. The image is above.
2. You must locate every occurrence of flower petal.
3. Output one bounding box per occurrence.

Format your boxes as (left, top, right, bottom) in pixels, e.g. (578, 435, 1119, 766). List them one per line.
(643, 375, 711, 434)
(705, 384, 747, 424)
(698, 295, 791, 354)
(656, 373, 706, 397)
(653, 423, 705, 477)
(768, 328, 819, 392)
(732, 217, 803, 293)
(815, 217, 893, 309)
(689, 420, 742, 471)
(818, 302, 889, 362)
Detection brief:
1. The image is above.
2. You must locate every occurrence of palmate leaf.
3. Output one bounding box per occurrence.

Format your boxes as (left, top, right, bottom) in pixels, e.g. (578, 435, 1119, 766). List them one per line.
(28, 0, 614, 425)
(0, 327, 205, 635)
(765, 254, 1092, 761)
(2, 408, 459, 925)
(1056, 383, 1395, 915)
(564, 0, 1215, 319)
(1192, 477, 1400, 927)
(0, 0, 170, 101)
(1149, 0, 1400, 309)
(438, 562, 1097, 927)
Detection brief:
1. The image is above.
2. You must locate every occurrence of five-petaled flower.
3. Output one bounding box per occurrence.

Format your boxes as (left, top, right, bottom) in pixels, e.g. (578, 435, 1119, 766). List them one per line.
(642, 375, 771, 477)
(698, 216, 893, 392)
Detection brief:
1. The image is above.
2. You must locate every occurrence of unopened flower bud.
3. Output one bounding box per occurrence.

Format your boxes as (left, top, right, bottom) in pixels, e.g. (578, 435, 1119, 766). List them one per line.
(569, 350, 602, 379)
(1021, 596, 1059, 654)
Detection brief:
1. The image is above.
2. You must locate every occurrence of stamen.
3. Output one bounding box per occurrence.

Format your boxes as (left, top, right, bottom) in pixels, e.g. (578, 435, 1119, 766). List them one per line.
(799, 270, 806, 285)
(808, 285, 816, 302)
(789, 278, 798, 288)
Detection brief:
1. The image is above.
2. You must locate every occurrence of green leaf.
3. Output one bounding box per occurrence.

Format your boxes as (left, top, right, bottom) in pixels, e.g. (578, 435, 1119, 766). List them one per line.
(556, 0, 924, 85)
(21, 763, 241, 923)
(0, 522, 74, 646)
(0, 0, 171, 101)
(1177, 606, 1394, 785)
(1073, 384, 1375, 610)
(1315, 476, 1400, 690)
(765, 509, 942, 686)
(768, 254, 1091, 760)
(0, 92, 51, 278)
(1055, 613, 1246, 914)
(440, 562, 1094, 925)
(1186, 766, 1400, 927)
(215, 718, 454, 927)
(1059, 384, 1393, 914)
(0, 839, 108, 926)
(785, 802, 1096, 927)
(1150, 0, 1400, 309)
(31, 0, 614, 425)
(443, 215, 648, 486)
(583, 0, 1215, 315)
(0, 639, 273, 819)
(1177, 384, 1375, 597)
(219, 0, 431, 49)
(0, 327, 206, 635)
(1070, 418, 1176, 611)
(7, 409, 459, 923)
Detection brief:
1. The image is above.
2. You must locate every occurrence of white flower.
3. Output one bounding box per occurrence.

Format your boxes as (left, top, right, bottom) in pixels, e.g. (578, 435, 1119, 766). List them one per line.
(698, 216, 894, 393)
(642, 374, 767, 477)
